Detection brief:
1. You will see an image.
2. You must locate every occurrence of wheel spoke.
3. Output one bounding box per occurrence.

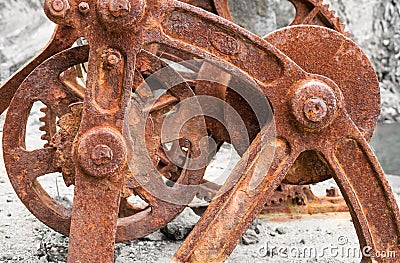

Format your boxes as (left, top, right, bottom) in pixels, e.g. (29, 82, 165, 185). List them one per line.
(143, 93, 179, 113)
(322, 120, 400, 256)
(173, 130, 293, 262)
(301, 7, 320, 24)
(7, 147, 59, 182)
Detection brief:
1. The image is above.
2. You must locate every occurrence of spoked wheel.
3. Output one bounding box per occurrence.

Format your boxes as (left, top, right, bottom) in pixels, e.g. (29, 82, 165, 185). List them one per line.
(2, 45, 210, 242)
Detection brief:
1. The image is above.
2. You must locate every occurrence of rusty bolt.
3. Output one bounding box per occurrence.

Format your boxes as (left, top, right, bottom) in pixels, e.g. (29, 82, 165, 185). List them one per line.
(52, 0, 65, 12)
(46, 0, 70, 19)
(103, 49, 123, 68)
(97, 0, 146, 31)
(107, 53, 121, 66)
(304, 97, 328, 122)
(91, 145, 113, 165)
(291, 79, 338, 131)
(77, 128, 126, 179)
(108, 0, 131, 17)
(78, 2, 90, 14)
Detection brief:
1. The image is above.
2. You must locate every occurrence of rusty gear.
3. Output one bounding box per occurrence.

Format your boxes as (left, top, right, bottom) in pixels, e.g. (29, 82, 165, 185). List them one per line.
(51, 103, 83, 187)
(288, 0, 348, 35)
(1, 0, 399, 262)
(2, 45, 209, 242)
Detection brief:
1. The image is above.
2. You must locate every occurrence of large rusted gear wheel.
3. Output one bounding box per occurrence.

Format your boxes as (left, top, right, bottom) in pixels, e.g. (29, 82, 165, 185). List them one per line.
(264, 27, 380, 185)
(2, 45, 210, 242)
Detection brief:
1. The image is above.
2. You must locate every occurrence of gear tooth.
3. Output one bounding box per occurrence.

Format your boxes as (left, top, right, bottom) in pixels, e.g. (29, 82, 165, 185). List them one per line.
(320, 3, 348, 36)
(38, 106, 56, 146)
(289, 0, 349, 36)
(39, 107, 48, 123)
(322, 4, 330, 11)
(342, 27, 350, 37)
(312, 0, 323, 7)
(41, 134, 49, 141)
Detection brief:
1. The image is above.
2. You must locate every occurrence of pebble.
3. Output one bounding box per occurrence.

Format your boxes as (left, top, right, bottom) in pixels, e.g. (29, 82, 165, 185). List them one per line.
(275, 227, 288, 235)
(139, 230, 167, 241)
(241, 229, 260, 245)
(160, 208, 199, 241)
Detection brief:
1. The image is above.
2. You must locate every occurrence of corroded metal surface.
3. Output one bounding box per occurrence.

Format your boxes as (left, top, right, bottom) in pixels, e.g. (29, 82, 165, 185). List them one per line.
(262, 185, 349, 215)
(172, 26, 398, 262)
(288, 0, 348, 35)
(2, 45, 209, 243)
(1, 0, 399, 262)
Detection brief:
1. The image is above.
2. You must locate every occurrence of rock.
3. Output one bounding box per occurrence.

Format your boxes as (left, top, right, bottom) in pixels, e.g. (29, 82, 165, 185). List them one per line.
(372, 1, 400, 123)
(240, 219, 263, 245)
(54, 196, 72, 210)
(241, 229, 260, 245)
(139, 230, 168, 242)
(160, 208, 200, 241)
(0, 254, 13, 260)
(35, 229, 69, 262)
(229, 0, 277, 37)
(0, 0, 54, 83)
(275, 226, 288, 235)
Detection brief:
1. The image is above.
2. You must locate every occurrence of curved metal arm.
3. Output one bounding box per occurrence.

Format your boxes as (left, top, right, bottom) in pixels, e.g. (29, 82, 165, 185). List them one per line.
(323, 115, 400, 261)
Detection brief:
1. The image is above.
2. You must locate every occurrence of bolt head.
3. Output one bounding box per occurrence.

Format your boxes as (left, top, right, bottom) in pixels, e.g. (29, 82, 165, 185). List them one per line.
(108, 0, 131, 17)
(52, 0, 65, 12)
(107, 54, 121, 66)
(78, 2, 90, 14)
(45, 0, 71, 22)
(77, 128, 126, 179)
(304, 97, 328, 122)
(97, 0, 146, 31)
(91, 145, 113, 165)
(291, 79, 338, 131)
(102, 49, 123, 68)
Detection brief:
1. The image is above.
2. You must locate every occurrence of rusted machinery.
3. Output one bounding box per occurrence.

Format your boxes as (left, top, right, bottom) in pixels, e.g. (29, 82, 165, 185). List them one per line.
(1, 0, 399, 262)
